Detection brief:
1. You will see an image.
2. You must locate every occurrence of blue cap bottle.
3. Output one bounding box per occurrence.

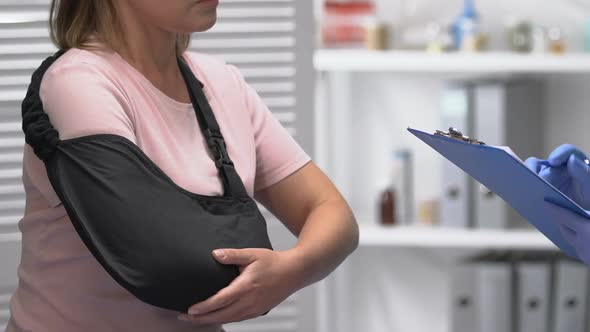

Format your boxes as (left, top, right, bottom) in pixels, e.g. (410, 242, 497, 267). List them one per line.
(452, 0, 479, 51)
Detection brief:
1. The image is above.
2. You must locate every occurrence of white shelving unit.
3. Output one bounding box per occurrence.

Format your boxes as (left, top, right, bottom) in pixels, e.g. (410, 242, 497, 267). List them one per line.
(314, 49, 590, 74)
(359, 225, 558, 250)
(314, 48, 583, 332)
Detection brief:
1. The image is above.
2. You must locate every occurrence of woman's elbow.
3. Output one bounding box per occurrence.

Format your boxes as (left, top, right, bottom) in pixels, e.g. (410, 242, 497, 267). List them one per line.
(341, 200, 360, 255)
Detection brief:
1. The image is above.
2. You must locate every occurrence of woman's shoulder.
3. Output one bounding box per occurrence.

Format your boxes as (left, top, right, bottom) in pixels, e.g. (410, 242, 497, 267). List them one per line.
(44, 45, 120, 78)
(38, 47, 129, 108)
(39, 46, 131, 108)
(183, 51, 247, 89)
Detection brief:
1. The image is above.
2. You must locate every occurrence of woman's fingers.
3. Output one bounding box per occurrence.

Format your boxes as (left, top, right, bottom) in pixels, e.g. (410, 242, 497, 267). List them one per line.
(180, 298, 249, 325)
(187, 273, 252, 315)
(213, 248, 259, 266)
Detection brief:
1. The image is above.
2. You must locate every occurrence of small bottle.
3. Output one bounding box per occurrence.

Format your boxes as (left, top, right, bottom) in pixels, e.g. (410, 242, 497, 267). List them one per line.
(379, 149, 412, 225)
(379, 188, 396, 225)
(548, 27, 565, 54)
(426, 23, 444, 53)
(507, 20, 533, 53)
(452, 0, 480, 52)
(366, 20, 389, 50)
(531, 25, 547, 54)
(379, 151, 401, 226)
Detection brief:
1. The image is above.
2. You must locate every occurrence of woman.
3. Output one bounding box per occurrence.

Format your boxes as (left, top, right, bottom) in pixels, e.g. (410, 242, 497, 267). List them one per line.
(526, 144, 590, 265)
(6, 0, 359, 331)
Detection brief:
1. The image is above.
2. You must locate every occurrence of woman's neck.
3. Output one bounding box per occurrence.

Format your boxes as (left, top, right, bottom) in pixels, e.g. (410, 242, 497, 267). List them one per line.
(111, 1, 182, 89)
(108, 1, 190, 104)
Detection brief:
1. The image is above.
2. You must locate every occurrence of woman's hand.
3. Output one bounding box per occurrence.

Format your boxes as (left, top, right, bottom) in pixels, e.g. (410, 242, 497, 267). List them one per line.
(177, 248, 304, 325)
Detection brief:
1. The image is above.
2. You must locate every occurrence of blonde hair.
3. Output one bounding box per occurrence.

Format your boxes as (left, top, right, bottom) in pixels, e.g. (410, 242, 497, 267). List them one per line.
(49, 0, 191, 55)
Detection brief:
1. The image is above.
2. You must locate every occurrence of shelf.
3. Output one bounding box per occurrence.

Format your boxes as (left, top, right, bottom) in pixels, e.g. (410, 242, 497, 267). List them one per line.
(359, 225, 558, 250)
(314, 49, 590, 75)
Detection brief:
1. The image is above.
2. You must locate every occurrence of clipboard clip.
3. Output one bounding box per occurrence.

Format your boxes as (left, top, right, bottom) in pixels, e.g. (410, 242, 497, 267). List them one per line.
(434, 127, 486, 145)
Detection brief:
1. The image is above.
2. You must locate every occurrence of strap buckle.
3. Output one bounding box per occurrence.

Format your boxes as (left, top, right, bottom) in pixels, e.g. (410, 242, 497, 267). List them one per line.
(204, 129, 234, 168)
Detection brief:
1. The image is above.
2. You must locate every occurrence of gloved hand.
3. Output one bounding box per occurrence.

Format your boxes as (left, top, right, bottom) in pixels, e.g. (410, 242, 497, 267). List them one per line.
(526, 144, 590, 263)
(543, 201, 590, 264)
(525, 144, 590, 209)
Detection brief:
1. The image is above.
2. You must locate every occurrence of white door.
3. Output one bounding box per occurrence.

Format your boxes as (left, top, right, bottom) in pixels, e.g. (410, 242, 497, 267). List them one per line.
(0, 0, 316, 330)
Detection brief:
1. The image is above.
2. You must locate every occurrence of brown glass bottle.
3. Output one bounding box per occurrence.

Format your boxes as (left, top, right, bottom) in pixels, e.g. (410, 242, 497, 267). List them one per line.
(379, 188, 396, 225)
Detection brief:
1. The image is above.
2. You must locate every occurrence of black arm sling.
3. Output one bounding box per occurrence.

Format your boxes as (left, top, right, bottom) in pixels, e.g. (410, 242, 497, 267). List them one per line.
(21, 49, 273, 313)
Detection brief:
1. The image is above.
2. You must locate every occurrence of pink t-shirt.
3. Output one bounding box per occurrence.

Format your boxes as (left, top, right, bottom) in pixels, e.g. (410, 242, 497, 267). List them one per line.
(6, 41, 311, 332)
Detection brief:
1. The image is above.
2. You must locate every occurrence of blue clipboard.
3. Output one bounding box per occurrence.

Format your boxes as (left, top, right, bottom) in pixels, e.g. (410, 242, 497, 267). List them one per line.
(409, 127, 586, 258)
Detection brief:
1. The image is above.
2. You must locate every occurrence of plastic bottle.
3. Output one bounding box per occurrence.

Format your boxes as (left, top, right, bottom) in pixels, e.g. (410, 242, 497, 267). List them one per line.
(452, 0, 479, 52)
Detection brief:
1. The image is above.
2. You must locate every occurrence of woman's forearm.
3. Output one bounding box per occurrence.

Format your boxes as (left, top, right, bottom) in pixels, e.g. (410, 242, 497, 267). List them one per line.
(287, 197, 359, 289)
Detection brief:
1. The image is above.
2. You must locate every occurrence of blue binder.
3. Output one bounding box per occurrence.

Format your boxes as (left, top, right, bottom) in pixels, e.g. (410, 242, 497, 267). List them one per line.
(409, 127, 586, 258)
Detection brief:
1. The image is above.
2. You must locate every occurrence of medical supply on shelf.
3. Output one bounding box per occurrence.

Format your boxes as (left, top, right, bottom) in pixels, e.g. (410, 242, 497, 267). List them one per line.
(366, 20, 389, 50)
(321, 0, 376, 48)
(379, 188, 396, 225)
(547, 27, 566, 54)
(452, 0, 481, 52)
(425, 23, 445, 53)
(531, 25, 547, 53)
(379, 149, 413, 225)
(506, 20, 533, 53)
(418, 199, 440, 225)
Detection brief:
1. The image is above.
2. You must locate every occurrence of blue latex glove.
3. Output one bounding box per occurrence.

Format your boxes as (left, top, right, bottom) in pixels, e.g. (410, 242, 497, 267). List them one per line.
(543, 200, 590, 264)
(525, 144, 590, 209)
(526, 144, 590, 262)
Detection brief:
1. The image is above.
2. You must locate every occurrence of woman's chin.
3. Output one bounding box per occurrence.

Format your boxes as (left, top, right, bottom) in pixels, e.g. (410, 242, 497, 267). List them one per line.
(185, 15, 217, 33)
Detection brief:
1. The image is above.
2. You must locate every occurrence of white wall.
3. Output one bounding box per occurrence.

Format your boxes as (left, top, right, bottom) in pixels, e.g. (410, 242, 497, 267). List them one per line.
(545, 74, 590, 154)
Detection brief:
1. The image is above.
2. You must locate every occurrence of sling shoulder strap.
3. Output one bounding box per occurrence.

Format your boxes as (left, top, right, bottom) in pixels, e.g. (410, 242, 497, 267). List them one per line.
(177, 56, 248, 198)
(21, 49, 249, 198)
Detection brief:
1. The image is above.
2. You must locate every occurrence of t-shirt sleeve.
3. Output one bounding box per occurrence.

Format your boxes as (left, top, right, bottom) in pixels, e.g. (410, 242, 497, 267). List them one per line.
(226, 65, 312, 193)
(30, 56, 136, 207)
(40, 58, 136, 141)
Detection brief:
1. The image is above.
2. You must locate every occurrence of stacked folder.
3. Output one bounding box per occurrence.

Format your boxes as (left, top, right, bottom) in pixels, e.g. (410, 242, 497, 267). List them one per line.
(450, 252, 589, 332)
(439, 80, 543, 230)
